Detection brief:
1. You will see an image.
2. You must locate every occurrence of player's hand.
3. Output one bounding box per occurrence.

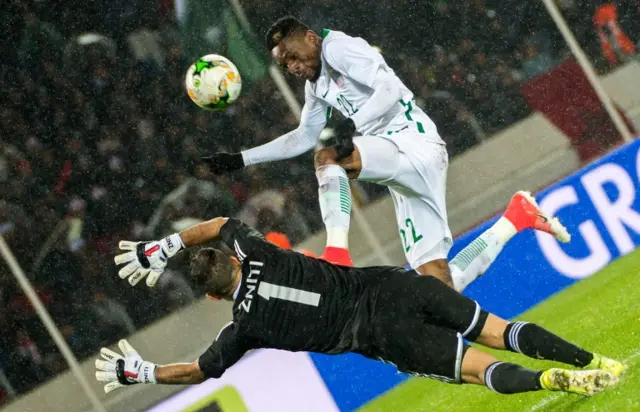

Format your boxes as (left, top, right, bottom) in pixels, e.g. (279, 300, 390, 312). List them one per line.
(201, 152, 245, 174)
(114, 234, 184, 287)
(333, 118, 356, 161)
(95, 339, 157, 393)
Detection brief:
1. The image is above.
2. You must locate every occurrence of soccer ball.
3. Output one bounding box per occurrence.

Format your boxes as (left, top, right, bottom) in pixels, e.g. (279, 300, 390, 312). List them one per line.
(185, 54, 242, 110)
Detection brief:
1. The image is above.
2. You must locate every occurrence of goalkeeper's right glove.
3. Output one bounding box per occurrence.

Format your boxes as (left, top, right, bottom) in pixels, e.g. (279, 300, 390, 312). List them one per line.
(201, 152, 245, 174)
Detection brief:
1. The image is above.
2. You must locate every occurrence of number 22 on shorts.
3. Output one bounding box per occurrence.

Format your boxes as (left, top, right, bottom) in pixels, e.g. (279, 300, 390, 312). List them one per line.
(399, 218, 423, 252)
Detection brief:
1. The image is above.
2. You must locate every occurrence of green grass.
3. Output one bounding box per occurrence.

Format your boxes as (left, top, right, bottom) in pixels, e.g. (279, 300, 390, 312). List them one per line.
(359, 249, 640, 412)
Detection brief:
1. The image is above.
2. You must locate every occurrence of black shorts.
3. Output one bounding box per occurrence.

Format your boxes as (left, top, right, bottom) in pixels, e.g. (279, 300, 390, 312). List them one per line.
(358, 271, 489, 383)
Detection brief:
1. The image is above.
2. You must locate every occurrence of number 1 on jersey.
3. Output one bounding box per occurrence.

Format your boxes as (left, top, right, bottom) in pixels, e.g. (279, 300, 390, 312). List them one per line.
(258, 282, 321, 307)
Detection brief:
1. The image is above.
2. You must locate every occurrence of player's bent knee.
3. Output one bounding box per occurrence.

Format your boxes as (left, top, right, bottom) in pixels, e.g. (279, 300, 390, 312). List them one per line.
(314, 148, 338, 169)
(416, 259, 454, 288)
(461, 347, 497, 385)
(476, 314, 510, 349)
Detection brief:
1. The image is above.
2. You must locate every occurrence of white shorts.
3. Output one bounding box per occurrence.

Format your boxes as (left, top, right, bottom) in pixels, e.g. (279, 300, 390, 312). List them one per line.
(354, 132, 452, 268)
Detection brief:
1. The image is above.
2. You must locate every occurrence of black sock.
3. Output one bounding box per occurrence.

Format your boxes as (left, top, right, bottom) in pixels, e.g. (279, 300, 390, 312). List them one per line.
(504, 322, 594, 367)
(484, 362, 543, 394)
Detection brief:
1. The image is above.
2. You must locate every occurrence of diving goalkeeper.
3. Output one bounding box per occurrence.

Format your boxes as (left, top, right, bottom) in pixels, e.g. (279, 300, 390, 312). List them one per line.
(97, 217, 625, 396)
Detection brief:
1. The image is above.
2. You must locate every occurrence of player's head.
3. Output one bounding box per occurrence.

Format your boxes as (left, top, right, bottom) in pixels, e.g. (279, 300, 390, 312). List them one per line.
(190, 247, 240, 301)
(266, 16, 322, 81)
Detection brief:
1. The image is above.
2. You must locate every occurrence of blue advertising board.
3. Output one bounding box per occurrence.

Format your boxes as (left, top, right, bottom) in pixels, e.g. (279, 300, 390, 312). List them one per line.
(312, 139, 640, 411)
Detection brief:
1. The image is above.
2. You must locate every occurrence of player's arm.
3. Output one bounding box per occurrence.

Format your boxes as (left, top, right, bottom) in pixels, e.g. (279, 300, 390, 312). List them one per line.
(179, 216, 270, 255)
(114, 217, 270, 287)
(136, 321, 248, 385)
(324, 40, 402, 130)
(114, 217, 228, 287)
(202, 85, 329, 172)
(154, 361, 205, 384)
(95, 323, 251, 392)
(179, 216, 229, 247)
(197, 321, 252, 379)
(94, 340, 204, 393)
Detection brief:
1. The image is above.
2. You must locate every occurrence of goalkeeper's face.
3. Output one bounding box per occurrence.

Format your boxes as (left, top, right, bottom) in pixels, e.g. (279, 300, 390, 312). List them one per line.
(272, 31, 322, 82)
(190, 248, 240, 301)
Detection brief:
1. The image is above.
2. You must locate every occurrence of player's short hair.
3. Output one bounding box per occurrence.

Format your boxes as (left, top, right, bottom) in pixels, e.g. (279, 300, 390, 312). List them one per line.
(265, 16, 310, 51)
(190, 247, 236, 297)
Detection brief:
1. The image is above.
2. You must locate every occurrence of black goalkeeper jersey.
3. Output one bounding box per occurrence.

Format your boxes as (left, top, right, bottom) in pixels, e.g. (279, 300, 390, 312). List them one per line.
(198, 218, 407, 379)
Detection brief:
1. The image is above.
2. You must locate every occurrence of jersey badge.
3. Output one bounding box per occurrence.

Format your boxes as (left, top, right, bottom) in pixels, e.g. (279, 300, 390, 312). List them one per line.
(327, 65, 345, 89)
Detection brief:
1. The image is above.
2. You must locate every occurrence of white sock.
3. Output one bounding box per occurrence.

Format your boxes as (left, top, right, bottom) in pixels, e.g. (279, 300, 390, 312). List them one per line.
(449, 217, 517, 292)
(317, 164, 351, 249)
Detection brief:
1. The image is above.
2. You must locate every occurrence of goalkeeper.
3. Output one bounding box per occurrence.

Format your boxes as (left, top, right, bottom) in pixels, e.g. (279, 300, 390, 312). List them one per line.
(97, 217, 626, 396)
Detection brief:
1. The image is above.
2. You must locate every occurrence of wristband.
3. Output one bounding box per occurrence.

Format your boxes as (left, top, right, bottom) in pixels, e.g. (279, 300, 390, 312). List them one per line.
(161, 233, 185, 258)
(140, 362, 157, 384)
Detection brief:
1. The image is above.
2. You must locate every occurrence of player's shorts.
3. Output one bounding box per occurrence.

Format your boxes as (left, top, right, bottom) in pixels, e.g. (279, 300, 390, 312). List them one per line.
(354, 132, 452, 268)
(358, 272, 488, 383)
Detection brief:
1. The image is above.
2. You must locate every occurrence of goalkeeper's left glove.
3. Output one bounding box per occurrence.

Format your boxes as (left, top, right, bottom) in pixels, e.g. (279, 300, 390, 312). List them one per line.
(95, 339, 157, 394)
(333, 118, 356, 161)
(114, 233, 184, 287)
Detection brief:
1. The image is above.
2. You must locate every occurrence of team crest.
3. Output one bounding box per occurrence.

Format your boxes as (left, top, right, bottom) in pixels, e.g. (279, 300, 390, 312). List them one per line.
(327, 66, 345, 89)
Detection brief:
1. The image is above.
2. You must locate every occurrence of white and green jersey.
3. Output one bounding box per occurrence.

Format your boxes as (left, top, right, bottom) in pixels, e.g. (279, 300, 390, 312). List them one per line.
(242, 29, 442, 166)
(310, 29, 440, 139)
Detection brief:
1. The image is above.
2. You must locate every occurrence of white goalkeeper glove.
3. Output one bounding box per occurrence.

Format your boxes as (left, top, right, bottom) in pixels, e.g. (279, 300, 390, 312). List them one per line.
(114, 233, 184, 287)
(95, 339, 157, 394)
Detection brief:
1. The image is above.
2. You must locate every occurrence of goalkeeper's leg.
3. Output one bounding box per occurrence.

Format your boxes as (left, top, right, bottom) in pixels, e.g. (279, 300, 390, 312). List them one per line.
(462, 347, 618, 395)
(382, 317, 617, 396)
(475, 314, 627, 377)
(405, 274, 627, 378)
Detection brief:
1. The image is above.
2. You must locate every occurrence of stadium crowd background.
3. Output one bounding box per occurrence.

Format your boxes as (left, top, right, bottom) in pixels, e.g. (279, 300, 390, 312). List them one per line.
(0, 0, 638, 404)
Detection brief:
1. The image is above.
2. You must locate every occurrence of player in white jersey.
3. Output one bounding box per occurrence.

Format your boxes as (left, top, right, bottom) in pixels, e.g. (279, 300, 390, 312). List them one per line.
(202, 16, 570, 292)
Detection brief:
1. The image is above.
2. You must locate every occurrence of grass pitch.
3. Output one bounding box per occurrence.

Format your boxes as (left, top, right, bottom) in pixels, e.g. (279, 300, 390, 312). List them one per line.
(359, 249, 640, 412)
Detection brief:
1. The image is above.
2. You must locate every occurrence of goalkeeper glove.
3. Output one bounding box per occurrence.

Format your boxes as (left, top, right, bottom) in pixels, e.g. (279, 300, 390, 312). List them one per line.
(201, 152, 245, 174)
(333, 118, 356, 161)
(114, 233, 184, 287)
(95, 339, 156, 393)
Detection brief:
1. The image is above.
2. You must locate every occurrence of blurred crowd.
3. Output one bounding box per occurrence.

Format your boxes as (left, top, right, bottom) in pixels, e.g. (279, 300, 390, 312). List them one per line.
(0, 0, 639, 402)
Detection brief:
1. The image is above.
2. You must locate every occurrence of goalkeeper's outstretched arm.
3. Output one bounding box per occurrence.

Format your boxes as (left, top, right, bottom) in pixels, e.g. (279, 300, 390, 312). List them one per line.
(154, 361, 206, 385)
(95, 341, 206, 393)
(114, 217, 231, 287)
(115, 216, 269, 288)
(179, 216, 229, 247)
(97, 321, 249, 392)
